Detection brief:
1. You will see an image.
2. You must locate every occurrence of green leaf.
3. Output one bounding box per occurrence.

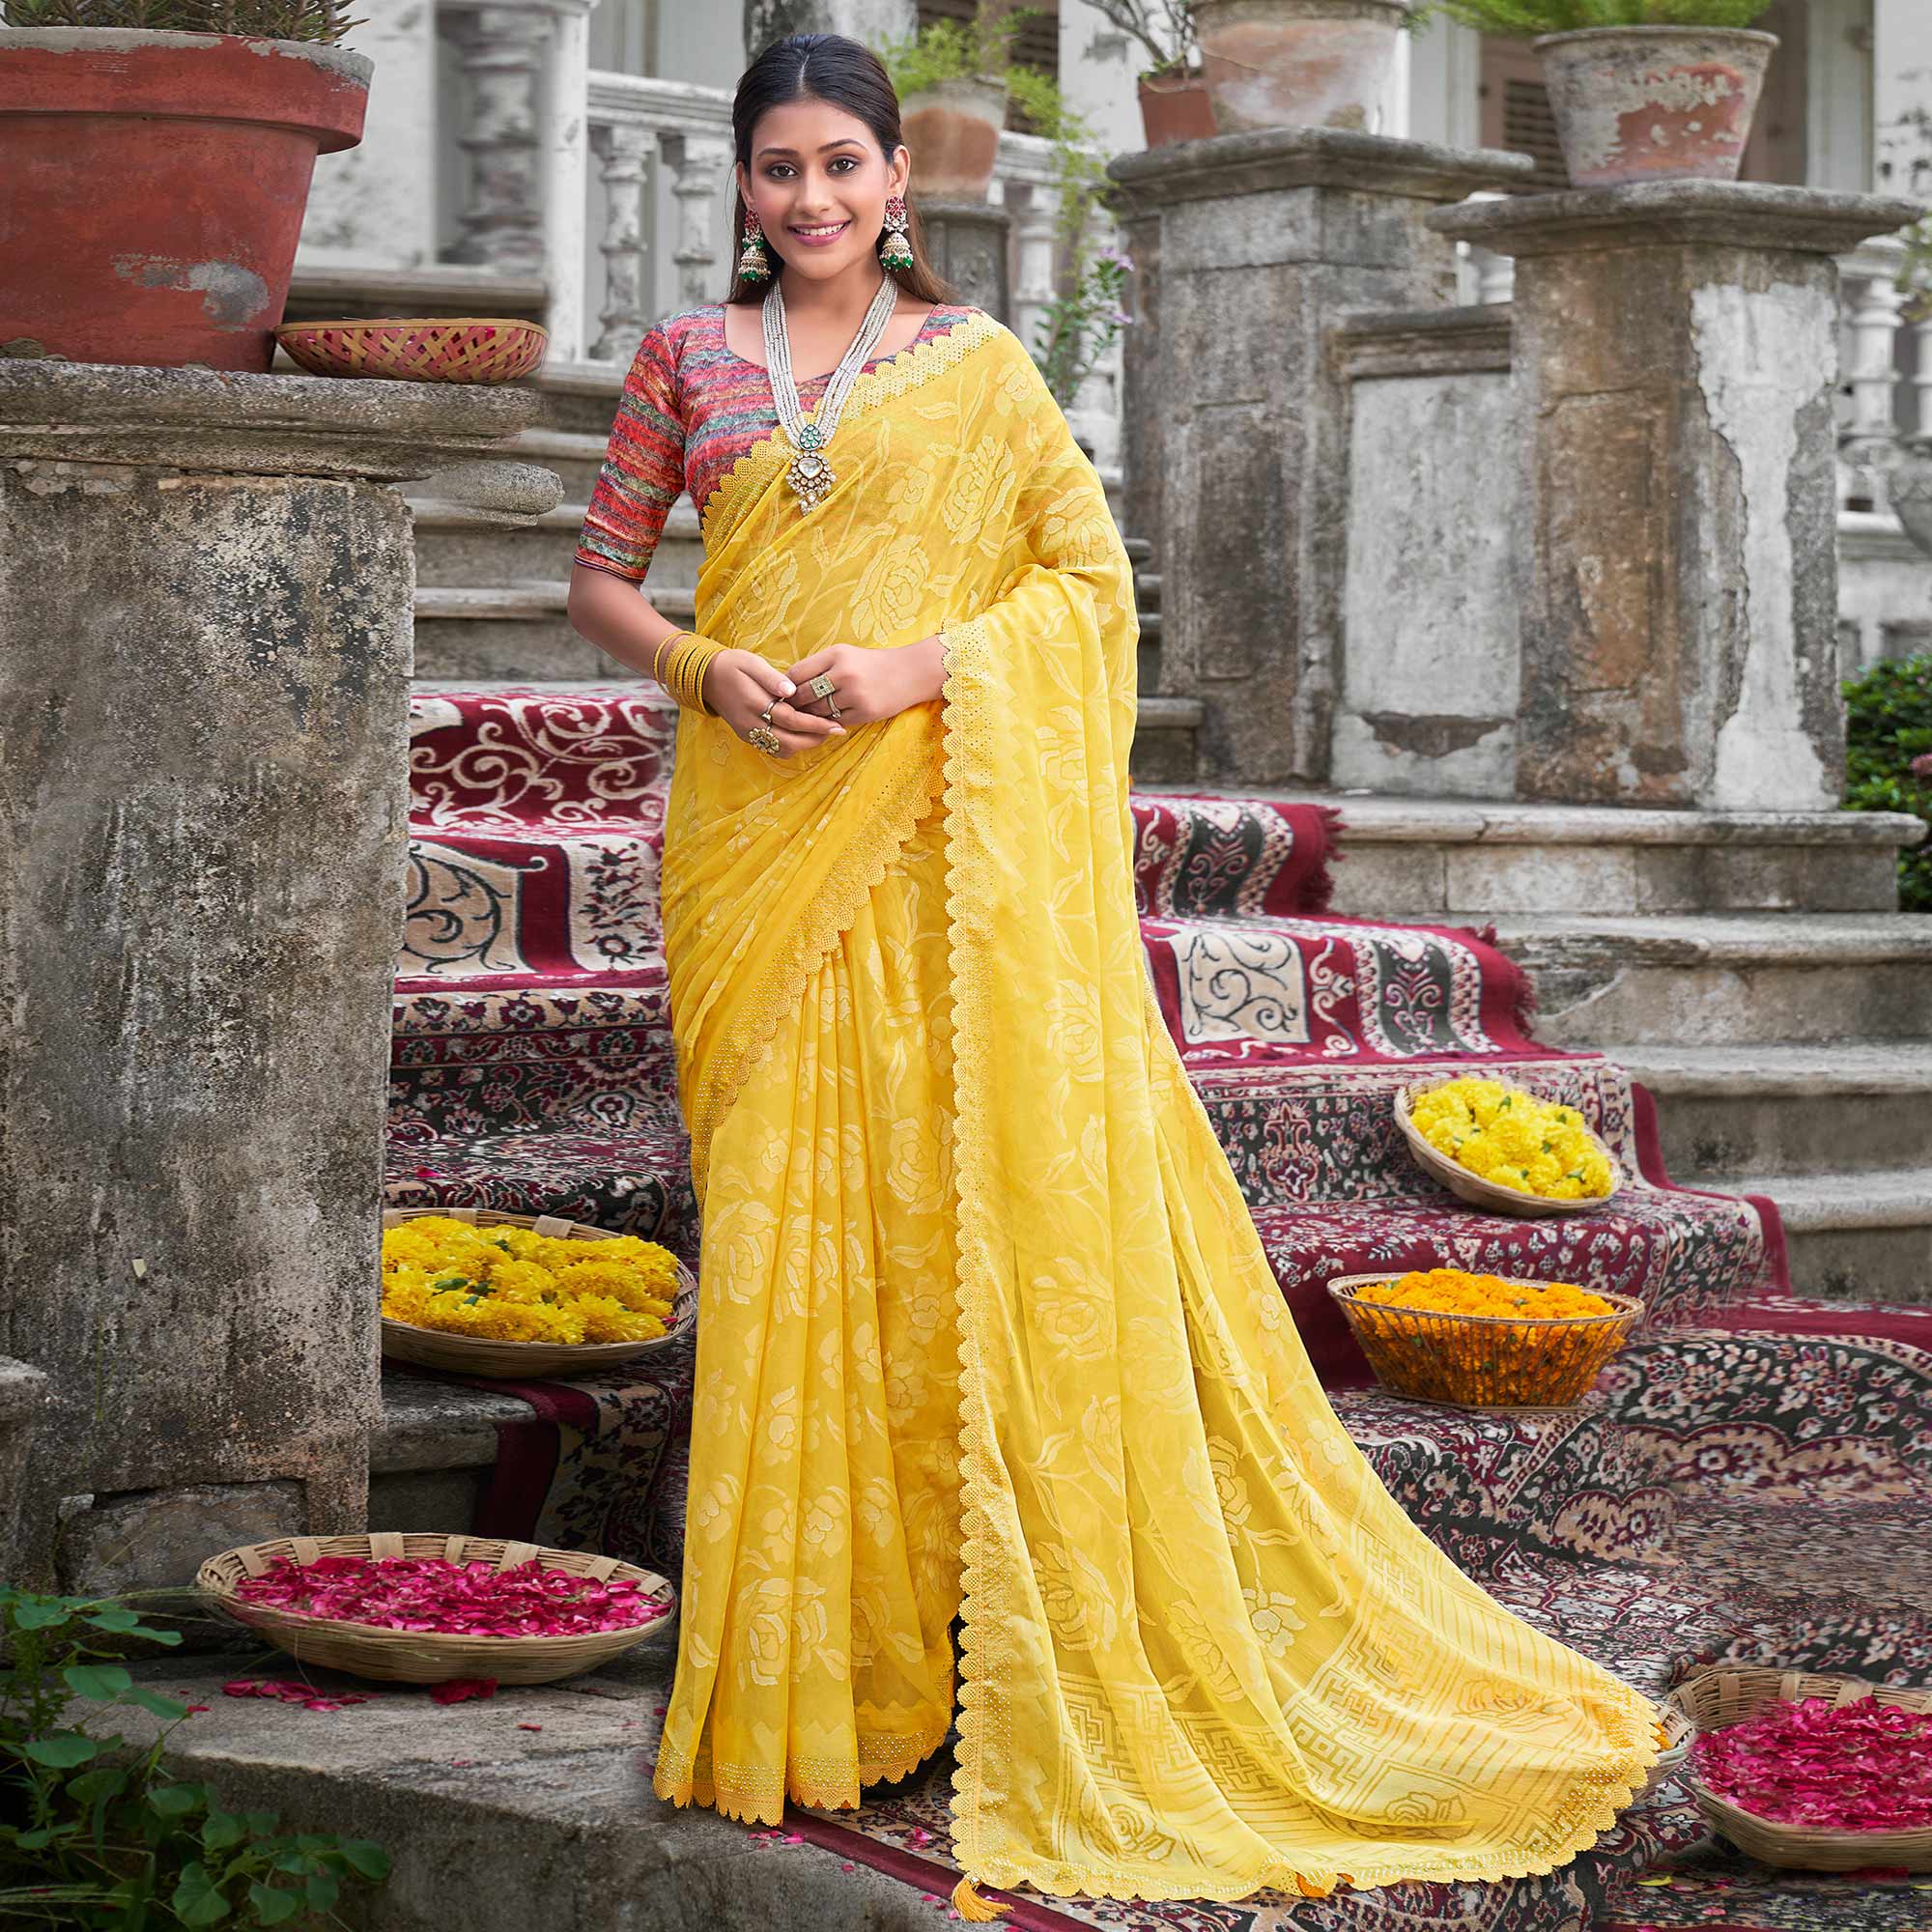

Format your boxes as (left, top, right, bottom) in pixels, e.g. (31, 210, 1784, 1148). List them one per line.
(201, 1812, 248, 1853)
(12, 1827, 58, 1849)
(123, 1688, 190, 1720)
(147, 1781, 207, 1817)
(63, 1663, 133, 1700)
(11, 1602, 71, 1631)
(179, 1888, 231, 1925)
(271, 1852, 312, 1876)
(23, 1732, 100, 1767)
(335, 1838, 390, 1881)
(67, 1767, 128, 1804)
(247, 1882, 301, 1925)
(83, 1607, 142, 1633)
(304, 1871, 339, 1913)
(243, 1810, 280, 1835)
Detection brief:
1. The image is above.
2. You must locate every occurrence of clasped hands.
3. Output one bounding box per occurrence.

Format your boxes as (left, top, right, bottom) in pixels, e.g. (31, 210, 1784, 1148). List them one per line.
(700, 636, 946, 757)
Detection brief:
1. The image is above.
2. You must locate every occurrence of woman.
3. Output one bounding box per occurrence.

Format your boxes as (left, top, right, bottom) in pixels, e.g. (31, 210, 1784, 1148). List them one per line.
(566, 33, 1660, 1914)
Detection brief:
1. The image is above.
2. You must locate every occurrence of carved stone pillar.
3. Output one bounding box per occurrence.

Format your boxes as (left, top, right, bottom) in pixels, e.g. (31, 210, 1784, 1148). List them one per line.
(592, 121, 653, 359)
(444, 6, 550, 278)
(919, 199, 1012, 325)
(664, 130, 735, 307)
(1109, 128, 1531, 787)
(0, 362, 543, 1603)
(1431, 183, 1921, 811)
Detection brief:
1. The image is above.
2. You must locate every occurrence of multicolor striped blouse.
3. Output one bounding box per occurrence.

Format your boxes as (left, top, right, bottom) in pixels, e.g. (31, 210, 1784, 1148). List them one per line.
(573, 300, 980, 584)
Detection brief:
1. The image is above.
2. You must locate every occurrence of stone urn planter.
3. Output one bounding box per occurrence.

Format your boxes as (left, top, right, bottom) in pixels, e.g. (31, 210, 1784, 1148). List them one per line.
(1889, 450, 1932, 559)
(902, 74, 1009, 202)
(0, 28, 370, 371)
(1138, 67, 1218, 148)
(1534, 27, 1779, 188)
(1194, 0, 1410, 134)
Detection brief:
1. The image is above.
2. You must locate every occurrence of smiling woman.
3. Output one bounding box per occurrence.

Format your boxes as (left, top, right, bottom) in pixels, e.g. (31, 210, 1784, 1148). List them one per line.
(563, 29, 1663, 1923)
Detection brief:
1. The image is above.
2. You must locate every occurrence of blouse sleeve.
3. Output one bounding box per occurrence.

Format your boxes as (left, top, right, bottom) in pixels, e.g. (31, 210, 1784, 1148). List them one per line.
(573, 323, 686, 583)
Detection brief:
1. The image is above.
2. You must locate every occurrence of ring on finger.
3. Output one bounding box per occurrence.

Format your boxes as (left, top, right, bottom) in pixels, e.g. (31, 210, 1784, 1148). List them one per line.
(759, 700, 777, 725)
(807, 673, 838, 701)
(748, 724, 781, 754)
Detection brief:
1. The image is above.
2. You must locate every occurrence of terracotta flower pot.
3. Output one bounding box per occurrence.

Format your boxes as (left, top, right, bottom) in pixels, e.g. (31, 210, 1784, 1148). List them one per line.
(0, 28, 370, 371)
(1194, 0, 1409, 135)
(1534, 27, 1779, 189)
(901, 74, 1009, 202)
(1138, 68, 1217, 149)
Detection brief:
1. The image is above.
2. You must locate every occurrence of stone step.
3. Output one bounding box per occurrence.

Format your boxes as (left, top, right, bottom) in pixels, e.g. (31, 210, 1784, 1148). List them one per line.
(413, 583, 693, 682)
(411, 498, 702, 590)
(1614, 1041, 1932, 1179)
(1484, 913, 1932, 1046)
(528, 354, 628, 435)
(512, 427, 610, 499)
(1295, 796, 1924, 918)
(1130, 694, 1201, 781)
(1689, 1165, 1932, 1305)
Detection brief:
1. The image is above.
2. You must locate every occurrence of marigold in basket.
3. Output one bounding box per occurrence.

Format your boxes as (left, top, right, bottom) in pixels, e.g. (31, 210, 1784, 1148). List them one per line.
(1410, 1078, 1614, 1201)
(1355, 1269, 1617, 1321)
(382, 1216, 676, 1345)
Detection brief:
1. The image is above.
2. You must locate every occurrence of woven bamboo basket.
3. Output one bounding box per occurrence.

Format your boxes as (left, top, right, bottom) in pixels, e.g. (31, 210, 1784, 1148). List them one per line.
(196, 1531, 674, 1685)
(1395, 1077, 1621, 1219)
(381, 1207, 696, 1378)
(1326, 1273, 1645, 1409)
(1671, 1667, 1932, 1871)
(274, 317, 547, 384)
(1638, 1697, 1695, 1800)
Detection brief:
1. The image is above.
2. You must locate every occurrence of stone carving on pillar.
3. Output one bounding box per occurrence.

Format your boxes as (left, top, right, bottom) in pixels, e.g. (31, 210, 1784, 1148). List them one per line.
(0, 362, 545, 1605)
(592, 122, 655, 360)
(445, 6, 551, 276)
(1108, 128, 1533, 789)
(1430, 182, 1922, 813)
(1838, 237, 1909, 511)
(918, 199, 1012, 324)
(664, 131, 735, 307)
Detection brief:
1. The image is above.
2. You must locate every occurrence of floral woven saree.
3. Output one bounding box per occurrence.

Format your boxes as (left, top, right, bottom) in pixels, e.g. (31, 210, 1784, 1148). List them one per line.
(650, 312, 1660, 1903)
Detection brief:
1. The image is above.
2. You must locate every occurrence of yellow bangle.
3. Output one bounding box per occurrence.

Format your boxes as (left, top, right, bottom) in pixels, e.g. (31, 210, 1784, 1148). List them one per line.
(649, 628, 686, 687)
(664, 632, 722, 715)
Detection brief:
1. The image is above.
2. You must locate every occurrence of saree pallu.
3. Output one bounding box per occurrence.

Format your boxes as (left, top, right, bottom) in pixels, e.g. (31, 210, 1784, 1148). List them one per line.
(650, 313, 1660, 1902)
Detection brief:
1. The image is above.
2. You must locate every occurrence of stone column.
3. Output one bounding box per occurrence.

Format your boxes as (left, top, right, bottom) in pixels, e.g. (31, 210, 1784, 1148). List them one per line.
(919, 199, 1013, 325)
(1430, 184, 1920, 811)
(1108, 128, 1531, 786)
(0, 362, 542, 1600)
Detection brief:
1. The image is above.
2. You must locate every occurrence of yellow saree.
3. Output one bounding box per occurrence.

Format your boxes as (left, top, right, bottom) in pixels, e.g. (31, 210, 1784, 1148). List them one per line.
(650, 311, 1660, 1902)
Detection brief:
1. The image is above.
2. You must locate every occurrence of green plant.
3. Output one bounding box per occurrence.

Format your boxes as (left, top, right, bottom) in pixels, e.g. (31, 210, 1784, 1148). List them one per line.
(0, 0, 359, 44)
(1077, 0, 1199, 79)
(1407, 0, 1772, 32)
(1842, 654, 1932, 913)
(879, 9, 1031, 96)
(1, 1585, 391, 1926)
(1001, 66, 1129, 411)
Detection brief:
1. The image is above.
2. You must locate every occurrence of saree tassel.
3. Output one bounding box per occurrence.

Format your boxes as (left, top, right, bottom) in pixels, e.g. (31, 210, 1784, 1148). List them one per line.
(951, 1875, 1012, 1919)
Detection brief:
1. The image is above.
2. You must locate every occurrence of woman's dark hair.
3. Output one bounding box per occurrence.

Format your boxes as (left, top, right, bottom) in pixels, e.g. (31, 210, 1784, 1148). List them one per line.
(726, 33, 954, 306)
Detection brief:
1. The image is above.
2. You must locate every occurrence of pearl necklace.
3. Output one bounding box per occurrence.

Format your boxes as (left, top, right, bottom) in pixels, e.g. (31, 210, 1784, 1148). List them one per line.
(761, 271, 900, 513)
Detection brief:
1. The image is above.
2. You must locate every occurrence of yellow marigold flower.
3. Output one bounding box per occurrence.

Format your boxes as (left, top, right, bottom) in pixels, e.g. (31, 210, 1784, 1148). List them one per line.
(573, 1293, 668, 1345)
(482, 1257, 560, 1304)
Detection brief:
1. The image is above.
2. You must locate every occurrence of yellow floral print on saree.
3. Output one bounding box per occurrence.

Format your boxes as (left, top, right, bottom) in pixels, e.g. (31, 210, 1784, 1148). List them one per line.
(650, 311, 1661, 1902)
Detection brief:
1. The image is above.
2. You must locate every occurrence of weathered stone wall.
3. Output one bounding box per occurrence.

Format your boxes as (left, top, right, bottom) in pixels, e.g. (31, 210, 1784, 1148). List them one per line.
(1109, 129, 1532, 789)
(1431, 184, 1923, 811)
(0, 362, 540, 1599)
(1331, 306, 1518, 797)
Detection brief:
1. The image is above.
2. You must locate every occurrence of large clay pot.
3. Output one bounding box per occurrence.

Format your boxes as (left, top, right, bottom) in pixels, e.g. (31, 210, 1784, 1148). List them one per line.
(1194, 0, 1408, 135)
(1535, 27, 1778, 188)
(901, 74, 1009, 202)
(1138, 68, 1217, 149)
(0, 28, 370, 371)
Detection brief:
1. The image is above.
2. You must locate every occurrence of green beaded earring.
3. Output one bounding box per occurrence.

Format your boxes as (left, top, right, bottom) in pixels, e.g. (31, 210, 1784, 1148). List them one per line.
(878, 195, 914, 273)
(737, 212, 773, 286)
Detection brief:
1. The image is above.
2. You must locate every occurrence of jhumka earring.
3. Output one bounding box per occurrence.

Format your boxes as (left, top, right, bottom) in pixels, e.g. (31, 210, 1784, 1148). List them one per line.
(737, 211, 773, 285)
(878, 195, 914, 272)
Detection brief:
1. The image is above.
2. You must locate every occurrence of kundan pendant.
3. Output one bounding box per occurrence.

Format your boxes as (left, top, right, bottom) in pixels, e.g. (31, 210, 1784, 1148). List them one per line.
(785, 422, 834, 511)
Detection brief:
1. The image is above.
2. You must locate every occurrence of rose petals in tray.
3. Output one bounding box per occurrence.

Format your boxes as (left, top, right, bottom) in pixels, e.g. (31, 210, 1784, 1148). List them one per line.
(1693, 1695, 1932, 1830)
(232, 1553, 670, 1639)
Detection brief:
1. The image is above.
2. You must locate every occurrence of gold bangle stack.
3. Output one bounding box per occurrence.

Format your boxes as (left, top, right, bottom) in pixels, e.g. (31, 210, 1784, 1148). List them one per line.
(652, 629, 723, 716)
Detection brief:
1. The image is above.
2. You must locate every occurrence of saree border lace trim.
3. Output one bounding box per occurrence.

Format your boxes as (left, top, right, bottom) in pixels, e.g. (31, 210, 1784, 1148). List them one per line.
(651, 1709, 954, 1827)
(936, 617, 1663, 1904)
